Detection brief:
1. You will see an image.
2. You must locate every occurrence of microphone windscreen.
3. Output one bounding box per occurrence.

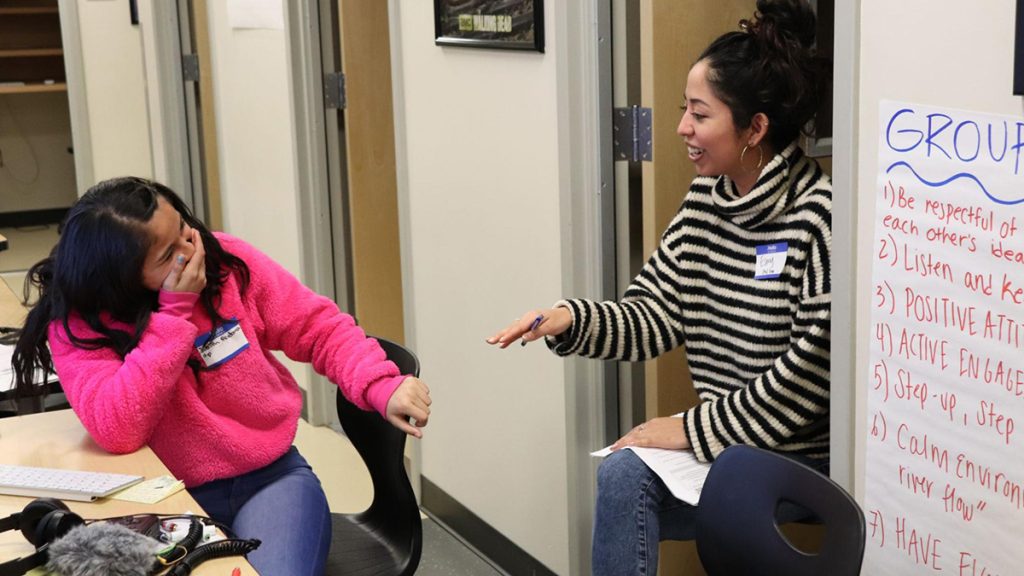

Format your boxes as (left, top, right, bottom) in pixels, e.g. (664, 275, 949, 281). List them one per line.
(45, 522, 163, 576)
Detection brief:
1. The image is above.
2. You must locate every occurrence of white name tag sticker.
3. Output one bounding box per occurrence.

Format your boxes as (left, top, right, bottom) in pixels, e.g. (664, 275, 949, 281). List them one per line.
(754, 242, 788, 279)
(195, 319, 250, 368)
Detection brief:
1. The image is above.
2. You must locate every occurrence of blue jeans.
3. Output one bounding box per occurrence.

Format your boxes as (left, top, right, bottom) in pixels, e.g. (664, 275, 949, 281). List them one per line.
(188, 446, 332, 576)
(592, 448, 828, 576)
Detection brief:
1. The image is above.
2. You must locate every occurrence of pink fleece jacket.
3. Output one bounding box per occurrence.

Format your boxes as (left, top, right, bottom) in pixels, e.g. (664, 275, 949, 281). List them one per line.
(48, 233, 405, 487)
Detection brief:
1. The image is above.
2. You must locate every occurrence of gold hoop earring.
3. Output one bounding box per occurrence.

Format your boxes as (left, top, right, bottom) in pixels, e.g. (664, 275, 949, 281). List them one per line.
(739, 144, 764, 174)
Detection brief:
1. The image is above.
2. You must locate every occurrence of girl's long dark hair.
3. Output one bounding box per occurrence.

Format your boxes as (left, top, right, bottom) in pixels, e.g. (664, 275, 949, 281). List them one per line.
(11, 177, 250, 397)
(699, 0, 832, 152)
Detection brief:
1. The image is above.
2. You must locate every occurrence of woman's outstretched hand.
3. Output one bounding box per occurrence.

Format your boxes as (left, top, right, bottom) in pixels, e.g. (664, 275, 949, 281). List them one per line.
(485, 307, 573, 349)
(386, 377, 432, 438)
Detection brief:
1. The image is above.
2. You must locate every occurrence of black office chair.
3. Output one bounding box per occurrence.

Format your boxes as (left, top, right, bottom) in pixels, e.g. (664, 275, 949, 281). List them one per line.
(324, 337, 422, 576)
(695, 444, 866, 576)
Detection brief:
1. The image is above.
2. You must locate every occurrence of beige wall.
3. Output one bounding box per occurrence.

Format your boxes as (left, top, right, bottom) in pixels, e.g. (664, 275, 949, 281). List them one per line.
(204, 0, 300, 274)
(76, 0, 152, 183)
(392, 1, 571, 572)
(0, 94, 77, 212)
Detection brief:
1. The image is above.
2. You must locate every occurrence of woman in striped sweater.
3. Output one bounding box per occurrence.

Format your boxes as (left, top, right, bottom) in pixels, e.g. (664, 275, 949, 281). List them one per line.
(488, 0, 831, 573)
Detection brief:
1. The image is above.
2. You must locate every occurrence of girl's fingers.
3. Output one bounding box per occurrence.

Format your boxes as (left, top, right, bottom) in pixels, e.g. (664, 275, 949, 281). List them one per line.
(191, 228, 205, 254)
(402, 401, 429, 424)
(390, 415, 422, 438)
(162, 254, 186, 290)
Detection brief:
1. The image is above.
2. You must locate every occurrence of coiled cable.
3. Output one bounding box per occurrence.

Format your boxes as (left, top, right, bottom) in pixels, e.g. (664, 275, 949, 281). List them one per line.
(162, 538, 261, 576)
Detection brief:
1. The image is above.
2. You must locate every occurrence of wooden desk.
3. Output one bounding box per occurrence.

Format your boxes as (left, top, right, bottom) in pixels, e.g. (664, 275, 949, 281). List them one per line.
(0, 410, 258, 575)
(0, 276, 25, 329)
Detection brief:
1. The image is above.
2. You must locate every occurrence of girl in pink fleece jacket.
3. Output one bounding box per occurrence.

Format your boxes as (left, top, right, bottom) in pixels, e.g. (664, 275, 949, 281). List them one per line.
(11, 177, 432, 575)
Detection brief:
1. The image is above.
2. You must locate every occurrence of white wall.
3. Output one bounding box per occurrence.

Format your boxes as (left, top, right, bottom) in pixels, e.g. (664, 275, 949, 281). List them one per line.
(392, 1, 571, 573)
(204, 1, 299, 269)
(76, 0, 152, 183)
(203, 0, 311, 391)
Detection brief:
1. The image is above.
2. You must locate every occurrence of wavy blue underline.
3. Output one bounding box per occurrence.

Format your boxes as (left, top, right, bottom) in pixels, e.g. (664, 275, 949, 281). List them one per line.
(885, 161, 1024, 206)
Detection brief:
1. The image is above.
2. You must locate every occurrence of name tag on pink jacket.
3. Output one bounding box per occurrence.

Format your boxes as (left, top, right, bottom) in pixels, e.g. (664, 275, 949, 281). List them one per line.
(195, 319, 250, 368)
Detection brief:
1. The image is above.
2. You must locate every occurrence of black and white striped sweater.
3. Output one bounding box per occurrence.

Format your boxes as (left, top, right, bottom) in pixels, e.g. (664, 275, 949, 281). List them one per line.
(551, 142, 831, 463)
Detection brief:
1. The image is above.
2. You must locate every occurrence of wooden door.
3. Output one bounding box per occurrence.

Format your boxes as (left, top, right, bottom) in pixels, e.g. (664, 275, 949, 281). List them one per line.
(336, 0, 404, 343)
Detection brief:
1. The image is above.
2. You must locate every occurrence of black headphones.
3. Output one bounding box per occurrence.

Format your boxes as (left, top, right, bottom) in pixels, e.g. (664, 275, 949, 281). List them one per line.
(0, 498, 85, 576)
(0, 498, 257, 576)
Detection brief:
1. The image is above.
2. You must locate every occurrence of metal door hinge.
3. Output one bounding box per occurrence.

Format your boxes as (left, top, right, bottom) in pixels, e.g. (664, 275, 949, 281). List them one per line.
(182, 54, 200, 82)
(613, 105, 652, 162)
(324, 72, 346, 110)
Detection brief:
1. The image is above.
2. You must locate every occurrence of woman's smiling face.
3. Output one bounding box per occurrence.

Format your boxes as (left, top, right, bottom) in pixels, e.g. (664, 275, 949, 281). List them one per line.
(676, 59, 754, 184)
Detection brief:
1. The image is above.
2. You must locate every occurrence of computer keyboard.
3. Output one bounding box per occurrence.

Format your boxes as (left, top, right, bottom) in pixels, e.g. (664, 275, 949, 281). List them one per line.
(0, 464, 144, 502)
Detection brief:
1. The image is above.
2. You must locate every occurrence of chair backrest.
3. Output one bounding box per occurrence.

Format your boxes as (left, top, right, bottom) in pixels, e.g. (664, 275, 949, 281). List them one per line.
(695, 445, 865, 576)
(335, 336, 422, 573)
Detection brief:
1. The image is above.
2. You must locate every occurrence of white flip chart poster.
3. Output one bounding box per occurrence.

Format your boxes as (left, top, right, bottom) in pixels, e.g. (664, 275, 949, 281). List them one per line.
(865, 100, 1024, 575)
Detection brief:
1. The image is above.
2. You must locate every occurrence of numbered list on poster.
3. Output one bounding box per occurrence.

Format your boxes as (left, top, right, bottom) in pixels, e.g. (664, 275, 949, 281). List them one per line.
(865, 101, 1024, 575)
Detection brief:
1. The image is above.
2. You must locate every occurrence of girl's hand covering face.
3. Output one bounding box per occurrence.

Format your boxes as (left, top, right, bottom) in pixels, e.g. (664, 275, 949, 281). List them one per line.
(142, 196, 202, 292)
(162, 228, 207, 294)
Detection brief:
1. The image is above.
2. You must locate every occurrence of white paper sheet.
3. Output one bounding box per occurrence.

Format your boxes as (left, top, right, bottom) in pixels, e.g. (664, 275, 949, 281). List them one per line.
(591, 413, 712, 504)
(863, 100, 1024, 575)
(0, 343, 58, 393)
(591, 444, 711, 504)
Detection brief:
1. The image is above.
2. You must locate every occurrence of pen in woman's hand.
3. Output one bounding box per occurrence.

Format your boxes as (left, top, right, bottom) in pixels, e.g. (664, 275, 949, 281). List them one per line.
(521, 314, 543, 346)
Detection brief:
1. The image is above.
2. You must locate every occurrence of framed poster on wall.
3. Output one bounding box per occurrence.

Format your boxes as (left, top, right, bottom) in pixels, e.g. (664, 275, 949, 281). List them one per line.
(433, 0, 544, 53)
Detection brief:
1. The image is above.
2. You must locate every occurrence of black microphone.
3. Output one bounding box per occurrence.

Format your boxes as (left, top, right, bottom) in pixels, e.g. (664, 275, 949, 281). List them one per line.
(44, 523, 163, 576)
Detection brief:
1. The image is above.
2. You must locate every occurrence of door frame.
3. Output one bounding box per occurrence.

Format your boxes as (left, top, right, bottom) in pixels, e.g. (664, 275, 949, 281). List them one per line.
(556, 2, 619, 572)
(57, 0, 94, 196)
(136, 1, 201, 216)
(612, 0, 646, 435)
(288, 0, 410, 428)
(831, 0, 858, 495)
(285, 0, 348, 427)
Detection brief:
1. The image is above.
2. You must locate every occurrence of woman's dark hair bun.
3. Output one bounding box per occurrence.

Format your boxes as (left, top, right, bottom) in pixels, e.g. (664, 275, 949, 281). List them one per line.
(744, 0, 817, 51)
(699, 0, 829, 152)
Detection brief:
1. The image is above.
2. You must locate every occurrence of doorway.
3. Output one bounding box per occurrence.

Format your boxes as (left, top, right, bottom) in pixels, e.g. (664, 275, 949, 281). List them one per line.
(614, 1, 835, 573)
(0, 0, 75, 301)
(287, 0, 406, 426)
